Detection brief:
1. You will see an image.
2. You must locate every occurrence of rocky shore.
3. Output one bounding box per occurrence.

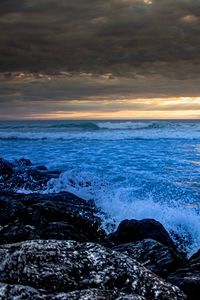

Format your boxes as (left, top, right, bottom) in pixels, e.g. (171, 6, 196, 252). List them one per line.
(0, 158, 199, 299)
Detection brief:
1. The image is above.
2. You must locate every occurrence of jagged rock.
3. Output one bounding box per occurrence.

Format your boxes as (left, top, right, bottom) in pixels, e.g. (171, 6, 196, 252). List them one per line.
(0, 283, 45, 300)
(0, 157, 60, 192)
(6, 168, 58, 191)
(41, 221, 88, 242)
(57, 289, 146, 299)
(113, 239, 186, 278)
(0, 240, 186, 300)
(0, 158, 14, 179)
(168, 248, 200, 300)
(0, 222, 40, 244)
(0, 191, 105, 243)
(36, 165, 48, 171)
(0, 284, 146, 300)
(105, 219, 175, 249)
(189, 248, 200, 264)
(14, 158, 32, 167)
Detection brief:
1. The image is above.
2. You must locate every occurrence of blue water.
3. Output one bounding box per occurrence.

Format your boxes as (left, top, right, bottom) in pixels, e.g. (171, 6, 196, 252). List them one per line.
(0, 120, 200, 255)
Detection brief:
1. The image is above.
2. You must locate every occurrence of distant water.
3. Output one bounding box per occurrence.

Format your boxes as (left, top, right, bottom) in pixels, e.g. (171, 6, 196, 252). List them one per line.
(0, 119, 200, 255)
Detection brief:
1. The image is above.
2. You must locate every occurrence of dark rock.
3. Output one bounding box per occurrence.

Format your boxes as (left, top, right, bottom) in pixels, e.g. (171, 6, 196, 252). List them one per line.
(0, 158, 14, 179)
(168, 248, 200, 300)
(168, 265, 200, 300)
(41, 221, 88, 242)
(6, 168, 56, 191)
(0, 158, 60, 192)
(113, 239, 186, 278)
(105, 219, 175, 249)
(0, 284, 146, 299)
(36, 165, 48, 171)
(56, 289, 146, 299)
(0, 240, 186, 299)
(0, 191, 106, 243)
(189, 248, 200, 264)
(0, 195, 47, 227)
(0, 222, 40, 244)
(15, 158, 32, 167)
(0, 283, 45, 300)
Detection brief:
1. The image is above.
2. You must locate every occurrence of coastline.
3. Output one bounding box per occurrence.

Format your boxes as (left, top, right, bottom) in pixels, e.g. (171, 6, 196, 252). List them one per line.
(0, 157, 199, 299)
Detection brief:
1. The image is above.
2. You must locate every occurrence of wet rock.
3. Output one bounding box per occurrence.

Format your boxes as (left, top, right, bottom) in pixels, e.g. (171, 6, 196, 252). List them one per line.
(41, 221, 88, 242)
(168, 248, 200, 300)
(57, 289, 146, 299)
(0, 157, 60, 192)
(168, 267, 200, 300)
(0, 191, 105, 243)
(0, 158, 14, 179)
(14, 158, 32, 167)
(6, 168, 58, 191)
(113, 239, 186, 278)
(0, 284, 146, 300)
(189, 248, 200, 264)
(36, 165, 48, 171)
(105, 219, 175, 249)
(0, 222, 40, 244)
(0, 283, 45, 300)
(0, 240, 186, 300)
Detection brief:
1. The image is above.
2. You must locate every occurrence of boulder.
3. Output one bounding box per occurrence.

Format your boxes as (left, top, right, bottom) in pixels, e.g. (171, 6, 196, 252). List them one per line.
(0, 284, 146, 299)
(189, 248, 200, 264)
(168, 248, 200, 300)
(105, 219, 175, 249)
(56, 289, 146, 299)
(0, 191, 106, 243)
(0, 222, 40, 244)
(14, 158, 32, 167)
(113, 239, 186, 278)
(0, 157, 60, 192)
(0, 158, 14, 179)
(0, 240, 186, 300)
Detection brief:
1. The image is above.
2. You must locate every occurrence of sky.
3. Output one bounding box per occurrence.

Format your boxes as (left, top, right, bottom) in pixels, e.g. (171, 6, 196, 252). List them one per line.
(0, 0, 200, 119)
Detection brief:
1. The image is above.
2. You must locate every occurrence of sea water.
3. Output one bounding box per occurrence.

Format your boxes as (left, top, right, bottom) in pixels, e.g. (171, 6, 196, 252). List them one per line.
(0, 120, 200, 255)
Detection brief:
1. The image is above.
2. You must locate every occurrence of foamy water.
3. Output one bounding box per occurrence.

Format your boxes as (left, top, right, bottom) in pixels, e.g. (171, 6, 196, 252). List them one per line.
(0, 120, 200, 255)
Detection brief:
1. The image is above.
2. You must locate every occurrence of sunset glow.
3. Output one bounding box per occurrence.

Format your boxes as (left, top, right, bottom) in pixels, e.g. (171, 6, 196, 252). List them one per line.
(22, 97, 200, 120)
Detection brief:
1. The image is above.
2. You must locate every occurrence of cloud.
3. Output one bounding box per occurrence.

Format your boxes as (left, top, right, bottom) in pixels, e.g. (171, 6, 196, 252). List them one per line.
(0, 0, 200, 79)
(0, 0, 200, 119)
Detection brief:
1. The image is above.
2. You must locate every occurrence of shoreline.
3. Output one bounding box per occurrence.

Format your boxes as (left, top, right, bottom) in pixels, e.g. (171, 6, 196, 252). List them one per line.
(0, 157, 199, 299)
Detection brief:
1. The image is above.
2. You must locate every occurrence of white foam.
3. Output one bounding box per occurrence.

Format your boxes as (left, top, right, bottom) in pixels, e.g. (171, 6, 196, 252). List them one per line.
(0, 126, 200, 140)
(44, 170, 200, 256)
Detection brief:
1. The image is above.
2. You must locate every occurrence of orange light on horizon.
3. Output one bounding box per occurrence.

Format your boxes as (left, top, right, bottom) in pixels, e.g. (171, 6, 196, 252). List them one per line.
(3, 96, 200, 120)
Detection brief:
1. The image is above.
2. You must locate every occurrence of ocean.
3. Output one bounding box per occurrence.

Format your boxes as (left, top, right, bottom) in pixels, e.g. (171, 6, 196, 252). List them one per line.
(0, 119, 200, 255)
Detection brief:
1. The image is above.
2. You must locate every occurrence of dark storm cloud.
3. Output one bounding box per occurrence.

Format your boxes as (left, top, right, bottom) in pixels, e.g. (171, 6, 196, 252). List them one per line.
(0, 0, 200, 78)
(1, 0, 200, 119)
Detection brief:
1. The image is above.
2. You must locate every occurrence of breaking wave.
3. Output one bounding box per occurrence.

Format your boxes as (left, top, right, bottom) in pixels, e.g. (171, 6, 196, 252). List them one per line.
(44, 169, 200, 256)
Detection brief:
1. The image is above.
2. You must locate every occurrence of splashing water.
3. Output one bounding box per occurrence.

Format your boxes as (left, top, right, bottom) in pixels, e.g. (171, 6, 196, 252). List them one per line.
(0, 119, 200, 255)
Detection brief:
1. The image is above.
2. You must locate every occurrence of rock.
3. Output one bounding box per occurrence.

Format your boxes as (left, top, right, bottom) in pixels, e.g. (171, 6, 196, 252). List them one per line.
(41, 221, 88, 242)
(105, 219, 175, 249)
(57, 289, 146, 299)
(14, 158, 32, 167)
(0, 222, 40, 244)
(6, 168, 58, 191)
(0, 282, 45, 300)
(189, 248, 200, 264)
(0, 158, 14, 179)
(168, 248, 200, 300)
(113, 239, 186, 278)
(0, 240, 186, 300)
(0, 157, 60, 192)
(168, 267, 200, 300)
(0, 191, 106, 243)
(0, 284, 146, 299)
(36, 165, 48, 171)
